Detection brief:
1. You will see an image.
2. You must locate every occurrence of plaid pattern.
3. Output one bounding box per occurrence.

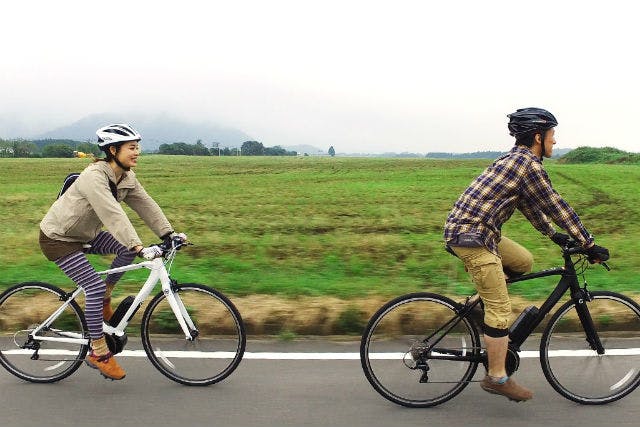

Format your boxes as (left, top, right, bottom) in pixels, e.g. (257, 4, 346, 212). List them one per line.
(444, 146, 593, 254)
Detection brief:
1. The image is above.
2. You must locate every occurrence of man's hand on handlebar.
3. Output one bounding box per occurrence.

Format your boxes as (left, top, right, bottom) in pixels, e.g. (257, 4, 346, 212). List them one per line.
(555, 237, 610, 265)
(586, 244, 610, 264)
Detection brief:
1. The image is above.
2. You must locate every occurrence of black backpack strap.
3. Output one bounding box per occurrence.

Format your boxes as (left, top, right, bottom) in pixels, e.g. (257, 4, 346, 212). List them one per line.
(108, 180, 118, 200)
(57, 173, 80, 199)
(58, 172, 118, 200)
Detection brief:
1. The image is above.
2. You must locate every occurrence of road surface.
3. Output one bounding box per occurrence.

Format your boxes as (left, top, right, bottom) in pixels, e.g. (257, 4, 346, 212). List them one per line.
(1, 338, 638, 427)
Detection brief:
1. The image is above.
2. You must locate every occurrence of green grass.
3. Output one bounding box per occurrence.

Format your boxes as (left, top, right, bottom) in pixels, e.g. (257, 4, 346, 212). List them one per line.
(1, 156, 639, 300)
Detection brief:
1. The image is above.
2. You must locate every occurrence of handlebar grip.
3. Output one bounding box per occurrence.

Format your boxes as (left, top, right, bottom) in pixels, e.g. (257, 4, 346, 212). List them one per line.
(565, 246, 587, 256)
(158, 237, 189, 252)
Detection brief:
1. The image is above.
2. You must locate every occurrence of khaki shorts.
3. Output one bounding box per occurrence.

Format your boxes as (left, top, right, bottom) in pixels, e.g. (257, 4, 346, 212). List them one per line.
(450, 237, 533, 330)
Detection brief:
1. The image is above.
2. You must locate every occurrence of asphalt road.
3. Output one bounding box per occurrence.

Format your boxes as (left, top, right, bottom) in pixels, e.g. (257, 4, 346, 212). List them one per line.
(1, 338, 639, 427)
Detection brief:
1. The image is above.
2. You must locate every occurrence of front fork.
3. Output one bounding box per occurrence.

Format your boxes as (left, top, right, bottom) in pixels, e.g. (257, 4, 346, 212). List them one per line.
(572, 287, 605, 354)
(163, 279, 199, 340)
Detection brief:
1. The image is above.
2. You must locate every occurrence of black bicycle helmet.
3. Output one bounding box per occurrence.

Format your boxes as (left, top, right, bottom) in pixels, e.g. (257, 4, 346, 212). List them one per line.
(507, 108, 558, 138)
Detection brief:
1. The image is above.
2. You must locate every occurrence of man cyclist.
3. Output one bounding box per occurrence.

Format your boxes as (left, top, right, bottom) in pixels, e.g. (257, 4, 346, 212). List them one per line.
(443, 107, 609, 402)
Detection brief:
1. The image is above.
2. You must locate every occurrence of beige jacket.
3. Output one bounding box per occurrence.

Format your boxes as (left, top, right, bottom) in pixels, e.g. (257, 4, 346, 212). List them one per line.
(40, 161, 172, 249)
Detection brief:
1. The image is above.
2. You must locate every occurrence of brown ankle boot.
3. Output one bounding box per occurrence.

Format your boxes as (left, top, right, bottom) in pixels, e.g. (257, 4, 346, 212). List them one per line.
(85, 337, 126, 380)
(103, 297, 114, 322)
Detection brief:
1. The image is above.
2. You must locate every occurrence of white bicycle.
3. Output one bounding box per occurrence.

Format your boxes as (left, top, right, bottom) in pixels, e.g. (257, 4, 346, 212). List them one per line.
(0, 237, 246, 385)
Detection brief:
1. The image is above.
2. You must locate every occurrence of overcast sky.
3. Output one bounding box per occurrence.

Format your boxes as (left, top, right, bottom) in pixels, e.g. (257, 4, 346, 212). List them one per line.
(1, 0, 638, 153)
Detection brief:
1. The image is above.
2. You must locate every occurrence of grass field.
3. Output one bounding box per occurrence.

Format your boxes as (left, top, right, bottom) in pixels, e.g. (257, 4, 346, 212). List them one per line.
(1, 155, 639, 302)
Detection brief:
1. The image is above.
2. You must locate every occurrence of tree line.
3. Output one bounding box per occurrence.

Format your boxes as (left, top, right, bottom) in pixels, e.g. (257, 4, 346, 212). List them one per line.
(0, 138, 297, 158)
(0, 139, 101, 158)
(158, 140, 297, 156)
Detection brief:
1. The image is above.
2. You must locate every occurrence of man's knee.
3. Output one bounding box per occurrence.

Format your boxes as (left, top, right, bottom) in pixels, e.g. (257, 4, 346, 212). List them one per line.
(511, 251, 533, 275)
(482, 300, 512, 330)
(498, 237, 533, 275)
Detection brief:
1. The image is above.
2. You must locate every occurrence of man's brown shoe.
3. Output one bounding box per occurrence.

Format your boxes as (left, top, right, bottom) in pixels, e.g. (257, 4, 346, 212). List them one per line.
(480, 375, 532, 402)
(85, 351, 126, 380)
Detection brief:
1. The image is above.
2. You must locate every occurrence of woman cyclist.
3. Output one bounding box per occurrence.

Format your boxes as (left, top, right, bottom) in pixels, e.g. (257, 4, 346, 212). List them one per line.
(39, 123, 186, 380)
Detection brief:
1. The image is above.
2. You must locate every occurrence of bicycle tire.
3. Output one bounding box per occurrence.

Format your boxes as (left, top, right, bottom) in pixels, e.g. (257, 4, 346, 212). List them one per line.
(360, 292, 481, 407)
(0, 282, 88, 383)
(540, 291, 640, 404)
(141, 283, 246, 386)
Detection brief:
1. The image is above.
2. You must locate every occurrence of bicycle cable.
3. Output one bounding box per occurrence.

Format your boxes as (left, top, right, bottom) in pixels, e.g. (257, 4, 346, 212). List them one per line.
(163, 248, 177, 273)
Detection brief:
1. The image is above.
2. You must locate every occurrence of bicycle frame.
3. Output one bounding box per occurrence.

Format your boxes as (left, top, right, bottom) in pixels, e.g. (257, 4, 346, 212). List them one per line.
(507, 250, 603, 353)
(426, 248, 604, 361)
(29, 256, 197, 347)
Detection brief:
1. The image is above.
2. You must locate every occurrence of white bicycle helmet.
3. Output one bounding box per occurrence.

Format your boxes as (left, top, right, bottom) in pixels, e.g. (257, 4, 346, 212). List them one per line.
(96, 124, 141, 149)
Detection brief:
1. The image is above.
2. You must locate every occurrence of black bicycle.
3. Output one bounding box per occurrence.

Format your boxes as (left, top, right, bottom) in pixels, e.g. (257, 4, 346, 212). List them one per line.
(360, 241, 640, 407)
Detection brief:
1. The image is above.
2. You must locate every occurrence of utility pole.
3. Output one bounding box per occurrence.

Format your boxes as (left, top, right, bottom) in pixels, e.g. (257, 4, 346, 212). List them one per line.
(211, 142, 220, 156)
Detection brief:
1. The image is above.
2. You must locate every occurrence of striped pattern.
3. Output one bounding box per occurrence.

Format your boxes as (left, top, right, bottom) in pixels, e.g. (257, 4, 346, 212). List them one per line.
(54, 232, 137, 340)
(55, 252, 106, 339)
(85, 231, 137, 284)
(444, 146, 593, 254)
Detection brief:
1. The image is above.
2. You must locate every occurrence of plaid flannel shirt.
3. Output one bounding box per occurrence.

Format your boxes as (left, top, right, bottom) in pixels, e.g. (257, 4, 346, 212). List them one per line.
(444, 146, 593, 254)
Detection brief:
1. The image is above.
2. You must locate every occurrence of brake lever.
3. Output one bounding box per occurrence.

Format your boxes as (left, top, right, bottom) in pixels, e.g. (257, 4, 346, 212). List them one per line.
(601, 262, 610, 271)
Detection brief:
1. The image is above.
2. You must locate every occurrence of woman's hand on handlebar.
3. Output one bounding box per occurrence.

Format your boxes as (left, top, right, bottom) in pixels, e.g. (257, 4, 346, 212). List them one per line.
(159, 231, 189, 252)
(168, 232, 188, 243)
(138, 245, 164, 260)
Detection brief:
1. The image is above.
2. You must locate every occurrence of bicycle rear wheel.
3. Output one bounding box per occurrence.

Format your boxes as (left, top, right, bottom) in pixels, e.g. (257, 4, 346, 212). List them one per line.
(540, 291, 640, 404)
(0, 282, 88, 383)
(141, 283, 246, 386)
(360, 292, 481, 407)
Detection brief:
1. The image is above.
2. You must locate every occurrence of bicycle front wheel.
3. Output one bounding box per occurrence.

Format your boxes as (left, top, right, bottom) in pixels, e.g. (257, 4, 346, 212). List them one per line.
(541, 291, 640, 404)
(361, 292, 481, 407)
(141, 283, 246, 386)
(0, 282, 88, 383)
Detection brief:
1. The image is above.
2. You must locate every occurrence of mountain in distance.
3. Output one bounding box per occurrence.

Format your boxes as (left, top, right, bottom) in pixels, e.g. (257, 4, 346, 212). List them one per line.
(34, 113, 253, 152)
(552, 148, 573, 157)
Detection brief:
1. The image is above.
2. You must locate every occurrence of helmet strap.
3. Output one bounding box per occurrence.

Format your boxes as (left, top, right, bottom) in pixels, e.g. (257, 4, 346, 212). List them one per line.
(113, 156, 131, 172)
(107, 145, 131, 172)
(538, 131, 546, 162)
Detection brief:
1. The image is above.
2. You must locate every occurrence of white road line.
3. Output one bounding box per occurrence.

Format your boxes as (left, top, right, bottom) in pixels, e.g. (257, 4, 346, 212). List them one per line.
(4, 349, 640, 359)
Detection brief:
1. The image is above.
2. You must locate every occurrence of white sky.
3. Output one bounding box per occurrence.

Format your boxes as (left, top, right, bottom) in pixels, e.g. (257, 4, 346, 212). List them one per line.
(1, 0, 638, 153)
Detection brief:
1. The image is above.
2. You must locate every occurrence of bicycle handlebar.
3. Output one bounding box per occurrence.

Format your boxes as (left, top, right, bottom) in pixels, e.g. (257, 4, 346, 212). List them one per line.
(564, 244, 588, 256)
(157, 236, 190, 255)
(562, 240, 610, 270)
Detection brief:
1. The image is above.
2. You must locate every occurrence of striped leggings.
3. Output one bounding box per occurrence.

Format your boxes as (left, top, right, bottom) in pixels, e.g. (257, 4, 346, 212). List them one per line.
(54, 232, 137, 340)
